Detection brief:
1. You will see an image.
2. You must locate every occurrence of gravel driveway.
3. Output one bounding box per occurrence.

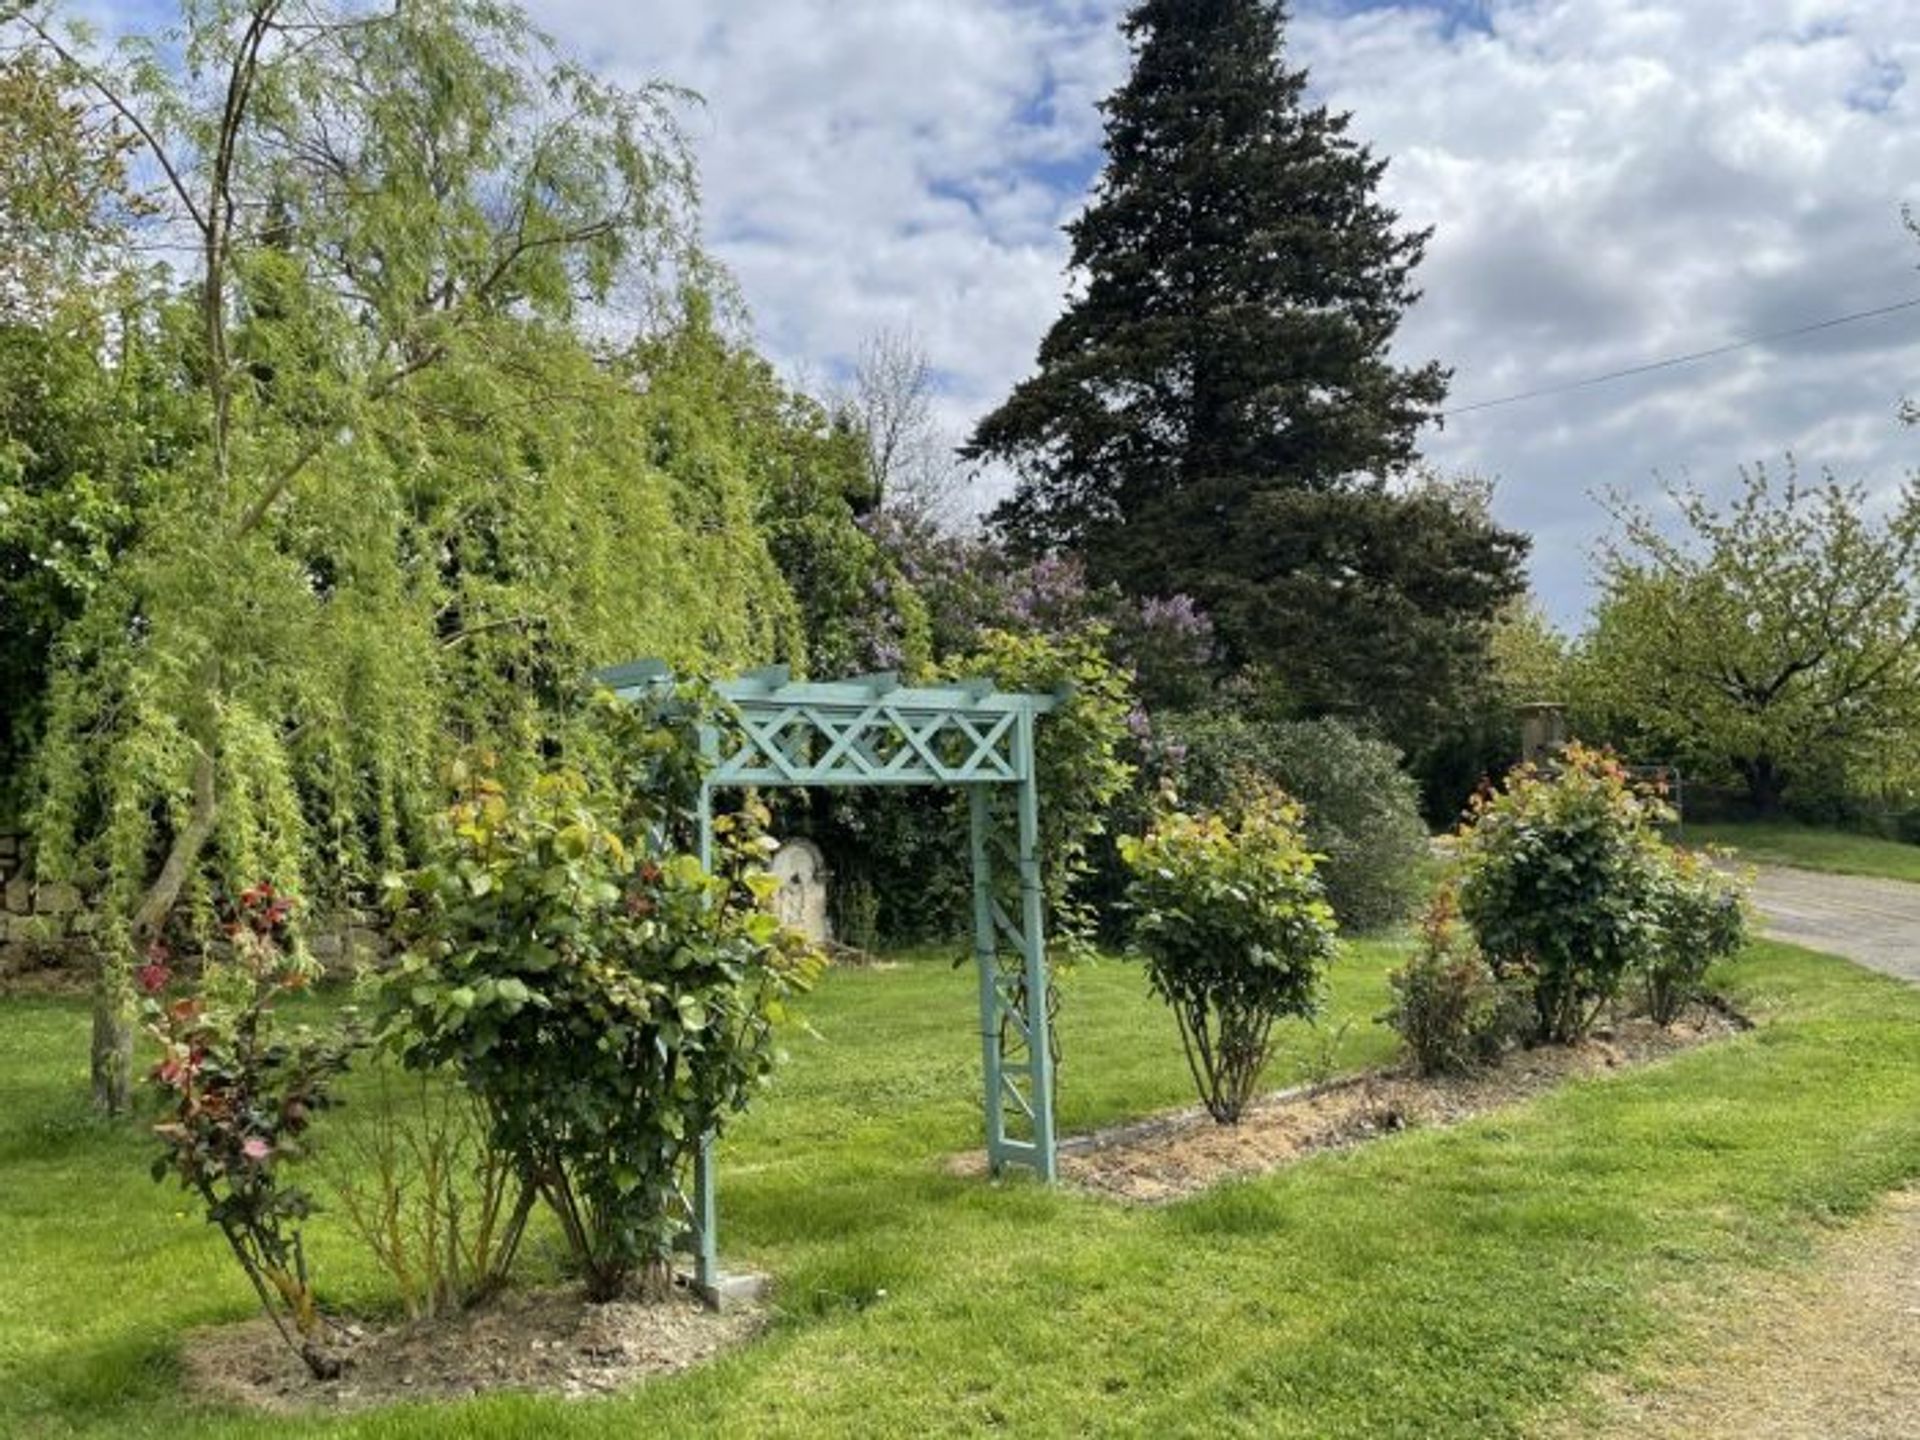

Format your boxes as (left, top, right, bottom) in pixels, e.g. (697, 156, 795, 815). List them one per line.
(1744, 864, 1920, 985)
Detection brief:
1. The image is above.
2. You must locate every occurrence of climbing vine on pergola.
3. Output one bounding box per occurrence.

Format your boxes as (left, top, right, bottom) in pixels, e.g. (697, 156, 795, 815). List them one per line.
(598, 660, 1062, 1297)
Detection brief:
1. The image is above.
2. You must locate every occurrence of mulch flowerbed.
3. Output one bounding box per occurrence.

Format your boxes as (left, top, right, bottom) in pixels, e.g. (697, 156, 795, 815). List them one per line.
(181, 1281, 762, 1413)
(957, 1003, 1751, 1204)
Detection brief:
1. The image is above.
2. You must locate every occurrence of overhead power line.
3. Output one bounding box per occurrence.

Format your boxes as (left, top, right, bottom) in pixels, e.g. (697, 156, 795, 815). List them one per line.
(1441, 293, 1920, 418)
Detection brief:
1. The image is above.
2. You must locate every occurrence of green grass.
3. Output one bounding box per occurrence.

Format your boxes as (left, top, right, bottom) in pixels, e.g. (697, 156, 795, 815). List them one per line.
(5, 936, 1920, 1438)
(1684, 819, 1920, 884)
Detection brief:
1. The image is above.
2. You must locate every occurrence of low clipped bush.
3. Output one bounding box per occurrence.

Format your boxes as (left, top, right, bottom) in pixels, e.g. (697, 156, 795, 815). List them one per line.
(1454, 745, 1673, 1043)
(1644, 847, 1748, 1025)
(1162, 713, 1428, 932)
(1120, 789, 1339, 1123)
(1383, 886, 1525, 1075)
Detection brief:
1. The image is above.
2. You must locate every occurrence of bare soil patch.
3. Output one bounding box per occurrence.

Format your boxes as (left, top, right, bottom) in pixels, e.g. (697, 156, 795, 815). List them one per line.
(1568, 1188, 1920, 1440)
(965, 1006, 1748, 1203)
(181, 1282, 762, 1414)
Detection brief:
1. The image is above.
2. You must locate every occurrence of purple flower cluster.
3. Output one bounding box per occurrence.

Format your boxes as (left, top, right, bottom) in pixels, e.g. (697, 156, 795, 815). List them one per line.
(1136, 594, 1214, 647)
(864, 508, 1098, 655)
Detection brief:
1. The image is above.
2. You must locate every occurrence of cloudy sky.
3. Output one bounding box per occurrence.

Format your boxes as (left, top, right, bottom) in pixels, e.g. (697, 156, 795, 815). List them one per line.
(87, 0, 1920, 625)
(505, 0, 1920, 627)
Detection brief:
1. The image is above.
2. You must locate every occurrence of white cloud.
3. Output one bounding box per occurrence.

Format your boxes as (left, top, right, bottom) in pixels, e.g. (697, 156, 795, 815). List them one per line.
(1295, 2, 1920, 621)
(93, 1, 1920, 626)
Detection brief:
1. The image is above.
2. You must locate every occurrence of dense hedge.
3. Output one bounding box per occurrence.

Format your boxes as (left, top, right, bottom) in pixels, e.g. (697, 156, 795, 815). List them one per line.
(1160, 713, 1429, 932)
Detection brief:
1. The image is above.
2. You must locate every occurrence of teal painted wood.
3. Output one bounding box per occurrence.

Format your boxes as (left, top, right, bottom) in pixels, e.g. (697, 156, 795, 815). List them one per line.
(604, 659, 1063, 1289)
(692, 1133, 717, 1292)
(693, 770, 719, 1293)
(969, 788, 1008, 1167)
(1014, 711, 1057, 1180)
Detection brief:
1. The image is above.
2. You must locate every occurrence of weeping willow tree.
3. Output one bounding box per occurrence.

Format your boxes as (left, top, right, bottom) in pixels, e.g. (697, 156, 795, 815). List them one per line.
(6, 0, 811, 1110)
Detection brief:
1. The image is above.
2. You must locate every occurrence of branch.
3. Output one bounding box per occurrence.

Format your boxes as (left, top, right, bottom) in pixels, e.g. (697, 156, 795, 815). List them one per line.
(131, 743, 217, 940)
(231, 341, 444, 538)
(439, 615, 539, 649)
(10, 10, 209, 237)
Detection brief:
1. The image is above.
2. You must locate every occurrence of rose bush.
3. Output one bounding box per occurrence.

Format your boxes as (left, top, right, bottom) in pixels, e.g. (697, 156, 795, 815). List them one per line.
(380, 692, 822, 1302)
(144, 883, 357, 1378)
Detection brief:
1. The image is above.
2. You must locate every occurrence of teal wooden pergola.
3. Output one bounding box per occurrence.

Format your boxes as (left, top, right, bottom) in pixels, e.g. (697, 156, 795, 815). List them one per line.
(597, 660, 1061, 1298)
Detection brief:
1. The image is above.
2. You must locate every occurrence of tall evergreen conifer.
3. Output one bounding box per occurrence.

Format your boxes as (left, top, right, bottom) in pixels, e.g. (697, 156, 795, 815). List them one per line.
(969, 0, 1524, 739)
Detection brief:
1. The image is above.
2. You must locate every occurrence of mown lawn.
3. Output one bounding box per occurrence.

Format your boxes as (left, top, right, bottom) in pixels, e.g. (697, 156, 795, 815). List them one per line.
(1685, 819, 1920, 884)
(5, 936, 1920, 1438)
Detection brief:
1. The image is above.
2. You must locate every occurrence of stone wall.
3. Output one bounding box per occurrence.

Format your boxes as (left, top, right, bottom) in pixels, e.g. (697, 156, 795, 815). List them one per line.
(0, 831, 386, 977)
(0, 832, 92, 973)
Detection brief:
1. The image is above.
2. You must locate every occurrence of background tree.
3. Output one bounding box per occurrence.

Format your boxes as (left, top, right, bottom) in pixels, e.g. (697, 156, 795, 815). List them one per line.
(844, 326, 965, 526)
(1213, 472, 1527, 744)
(0, 45, 170, 818)
(1578, 463, 1920, 812)
(0, 47, 152, 323)
(965, 0, 1524, 760)
(1412, 588, 1573, 824)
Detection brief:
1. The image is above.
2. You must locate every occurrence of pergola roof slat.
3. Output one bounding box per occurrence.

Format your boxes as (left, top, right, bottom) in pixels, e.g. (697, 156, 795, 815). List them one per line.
(594, 661, 1059, 722)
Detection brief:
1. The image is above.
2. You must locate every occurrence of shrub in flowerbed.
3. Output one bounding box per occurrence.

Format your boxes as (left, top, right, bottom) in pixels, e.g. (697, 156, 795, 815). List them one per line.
(1454, 745, 1673, 1043)
(1383, 886, 1527, 1076)
(1120, 789, 1339, 1124)
(1452, 744, 1753, 1045)
(143, 884, 358, 1378)
(1644, 846, 1749, 1025)
(380, 695, 821, 1303)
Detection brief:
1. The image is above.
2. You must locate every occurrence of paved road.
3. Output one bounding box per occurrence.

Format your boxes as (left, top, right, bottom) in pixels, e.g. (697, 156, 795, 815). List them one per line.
(1746, 864, 1920, 985)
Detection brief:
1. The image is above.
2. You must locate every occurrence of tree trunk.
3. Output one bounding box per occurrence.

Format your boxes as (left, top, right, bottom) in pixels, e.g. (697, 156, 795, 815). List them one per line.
(1738, 754, 1787, 815)
(91, 745, 218, 1115)
(90, 999, 133, 1113)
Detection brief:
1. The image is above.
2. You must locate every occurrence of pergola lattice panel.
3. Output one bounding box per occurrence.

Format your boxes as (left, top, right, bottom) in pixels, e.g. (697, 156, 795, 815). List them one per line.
(598, 659, 1062, 1298)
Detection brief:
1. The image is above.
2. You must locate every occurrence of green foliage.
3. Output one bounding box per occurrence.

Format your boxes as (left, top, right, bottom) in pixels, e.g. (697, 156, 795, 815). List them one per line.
(1383, 886, 1523, 1075)
(0, 306, 190, 824)
(1121, 790, 1339, 1122)
(1644, 847, 1749, 1026)
(1415, 595, 1574, 825)
(5, 1, 842, 1109)
(141, 884, 357, 1379)
(1162, 712, 1428, 931)
(625, 303, 887, 677)
(1454, 745, 1673, 1043)
(379, 701, 820, 1302)
(806, 625, 1136, 950)
(1205, 477, 1530, 752)
(0, 48, 154, 323)
(1579, 463, 1920, 812)
(948, 627, 1137, 957)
